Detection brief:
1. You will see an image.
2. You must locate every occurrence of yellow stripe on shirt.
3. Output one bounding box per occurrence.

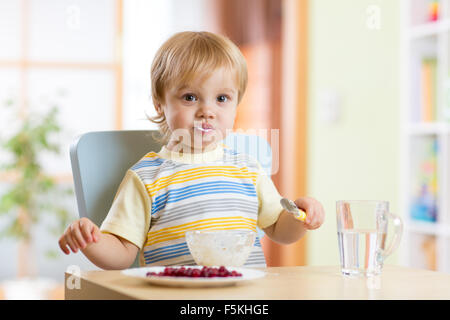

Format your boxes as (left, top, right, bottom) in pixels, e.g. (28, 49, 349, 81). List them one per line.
(143, 152, 159, 159)
(145, 225, 256, 247)
(147, 166, 258, 197)
(147, 216, 256, 239)
(145, 217, 257, 246)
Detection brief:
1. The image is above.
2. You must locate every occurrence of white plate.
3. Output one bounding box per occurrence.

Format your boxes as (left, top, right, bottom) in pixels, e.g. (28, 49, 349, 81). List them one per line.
(121, 266, 266, 288)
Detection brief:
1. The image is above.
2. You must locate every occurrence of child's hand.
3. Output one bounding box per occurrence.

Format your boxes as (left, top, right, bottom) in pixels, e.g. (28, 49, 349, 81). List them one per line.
(294, 197, 325, 230)
(58, 218, 101, 254)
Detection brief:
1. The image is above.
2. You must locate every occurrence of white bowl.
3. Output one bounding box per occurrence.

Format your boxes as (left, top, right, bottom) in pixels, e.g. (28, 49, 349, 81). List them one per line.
(185, 230, 256, 267)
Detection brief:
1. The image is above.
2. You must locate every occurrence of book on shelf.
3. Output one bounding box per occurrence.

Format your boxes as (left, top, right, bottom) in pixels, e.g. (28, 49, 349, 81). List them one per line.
(420, 57, 437, 122)
(421, 235, 437, 271)
(444, 79, 450, 121)
(428, 0, 439, 22)
(410, 137, 438, 222)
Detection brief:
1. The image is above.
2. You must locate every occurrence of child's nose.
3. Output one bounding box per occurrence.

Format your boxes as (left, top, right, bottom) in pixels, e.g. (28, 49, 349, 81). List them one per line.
(196, 103, 215, 119)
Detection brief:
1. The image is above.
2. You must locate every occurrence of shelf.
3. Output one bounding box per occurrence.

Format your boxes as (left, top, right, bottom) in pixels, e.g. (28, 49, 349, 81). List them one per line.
(410, 19, 450, 39)
(405, 220, 437, 235)
(403, 0, 450, 274)
(407, 122, 450, 135)
(405, 220, 450, 236)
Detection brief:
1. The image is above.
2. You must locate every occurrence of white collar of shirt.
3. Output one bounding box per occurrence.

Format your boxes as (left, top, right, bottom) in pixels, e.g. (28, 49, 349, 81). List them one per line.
(157, 144, 225, 164)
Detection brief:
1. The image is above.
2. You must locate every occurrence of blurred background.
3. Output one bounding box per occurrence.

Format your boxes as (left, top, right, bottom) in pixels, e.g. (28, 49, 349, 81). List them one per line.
(1, 0, 449, 299)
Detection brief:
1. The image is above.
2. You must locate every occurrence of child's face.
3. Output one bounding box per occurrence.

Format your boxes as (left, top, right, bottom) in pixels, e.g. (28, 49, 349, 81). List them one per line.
(158, 67, 239, 152)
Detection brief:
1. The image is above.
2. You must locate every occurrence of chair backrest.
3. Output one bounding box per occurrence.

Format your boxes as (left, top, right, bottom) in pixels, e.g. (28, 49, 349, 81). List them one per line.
(223, 132, 273, 176)
(70, 130, 272, 266)
(70, 130, 162, 227)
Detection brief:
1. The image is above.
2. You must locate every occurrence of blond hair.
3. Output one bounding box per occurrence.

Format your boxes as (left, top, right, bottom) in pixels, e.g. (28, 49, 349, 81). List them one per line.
(149, 31, 248, 143)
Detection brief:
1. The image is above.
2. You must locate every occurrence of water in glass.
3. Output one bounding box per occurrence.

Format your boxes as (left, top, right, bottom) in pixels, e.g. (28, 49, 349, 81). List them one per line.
(337, 228, 387, 276)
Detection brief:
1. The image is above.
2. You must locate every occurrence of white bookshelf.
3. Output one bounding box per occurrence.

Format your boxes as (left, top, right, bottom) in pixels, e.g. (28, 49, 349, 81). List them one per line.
(401, 0, 450, 273)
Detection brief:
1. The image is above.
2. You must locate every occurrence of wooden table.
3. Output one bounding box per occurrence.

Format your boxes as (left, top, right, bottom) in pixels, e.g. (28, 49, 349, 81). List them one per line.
(64, 265, 450, 300)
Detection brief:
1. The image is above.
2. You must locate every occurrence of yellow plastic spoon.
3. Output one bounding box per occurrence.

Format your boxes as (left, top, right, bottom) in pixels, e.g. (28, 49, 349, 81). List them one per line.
(280, 198, 307, 221)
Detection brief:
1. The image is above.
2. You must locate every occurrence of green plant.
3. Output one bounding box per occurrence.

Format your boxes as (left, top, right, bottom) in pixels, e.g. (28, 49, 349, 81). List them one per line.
(0, 101, 73, 263)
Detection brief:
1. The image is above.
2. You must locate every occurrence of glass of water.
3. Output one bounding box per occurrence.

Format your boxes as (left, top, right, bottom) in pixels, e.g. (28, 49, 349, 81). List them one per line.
(336, 200, 403, 277)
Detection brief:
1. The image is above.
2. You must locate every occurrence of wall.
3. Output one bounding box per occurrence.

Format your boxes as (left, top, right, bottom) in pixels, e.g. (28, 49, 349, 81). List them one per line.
(306, 0, 401, 265)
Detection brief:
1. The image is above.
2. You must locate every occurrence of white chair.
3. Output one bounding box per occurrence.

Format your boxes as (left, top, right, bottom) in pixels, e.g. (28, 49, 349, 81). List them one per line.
(70, 130, 273, 267)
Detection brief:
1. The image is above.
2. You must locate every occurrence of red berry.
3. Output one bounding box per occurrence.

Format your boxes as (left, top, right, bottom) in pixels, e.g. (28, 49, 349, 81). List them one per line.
(146, 266, 242, 278)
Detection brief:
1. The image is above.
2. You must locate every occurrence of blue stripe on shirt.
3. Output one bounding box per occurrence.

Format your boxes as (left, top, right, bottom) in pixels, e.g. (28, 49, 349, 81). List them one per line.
(151, 181, 257, 215)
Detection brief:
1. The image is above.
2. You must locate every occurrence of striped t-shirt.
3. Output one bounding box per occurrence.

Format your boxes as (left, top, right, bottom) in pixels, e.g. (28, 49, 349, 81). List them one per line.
(100, 143, 284, 267)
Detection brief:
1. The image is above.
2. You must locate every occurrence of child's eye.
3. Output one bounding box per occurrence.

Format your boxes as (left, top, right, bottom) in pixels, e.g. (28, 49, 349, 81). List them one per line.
(182, 94, 197, 102)
(217, 95, 229, 103)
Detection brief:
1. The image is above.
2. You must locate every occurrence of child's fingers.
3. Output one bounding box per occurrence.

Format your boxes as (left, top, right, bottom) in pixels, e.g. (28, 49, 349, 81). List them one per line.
(312, 205, 321, 225)
(64, 231, 79, 253)
(294, 197, 308, 211)
(305, 212, 314, 227)
(58, 237, 70, 255)
(294, 198, 313, 220)
(294, 198, 325, 228)
(91, 226, 101, 243)
(305, 213, 312, 225)
(79, 219, 93, 243)
(71, 222, 87, 249)
(310, 214, 319, 229)
(308, 207, 318, 227)
(307, 204, 324, 229)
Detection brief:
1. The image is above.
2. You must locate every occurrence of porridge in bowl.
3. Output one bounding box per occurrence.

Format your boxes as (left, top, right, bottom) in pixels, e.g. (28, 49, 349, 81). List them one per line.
(185, 230, 256, 267)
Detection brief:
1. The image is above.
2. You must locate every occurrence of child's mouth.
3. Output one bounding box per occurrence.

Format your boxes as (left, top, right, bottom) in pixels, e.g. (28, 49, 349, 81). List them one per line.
(194, 123, 214, 134)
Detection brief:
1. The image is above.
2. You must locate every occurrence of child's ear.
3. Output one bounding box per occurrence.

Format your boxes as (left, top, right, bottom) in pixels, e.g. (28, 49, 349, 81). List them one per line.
(154, 102, 164, 116)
